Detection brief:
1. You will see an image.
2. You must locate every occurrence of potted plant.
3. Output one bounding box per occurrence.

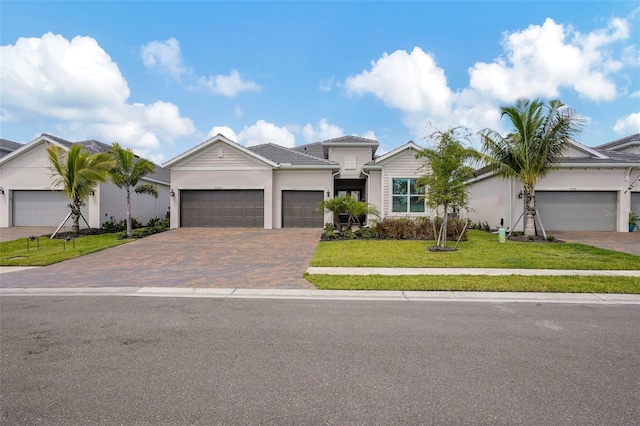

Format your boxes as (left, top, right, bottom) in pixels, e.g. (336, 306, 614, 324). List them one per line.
(629, 211, 639, 232)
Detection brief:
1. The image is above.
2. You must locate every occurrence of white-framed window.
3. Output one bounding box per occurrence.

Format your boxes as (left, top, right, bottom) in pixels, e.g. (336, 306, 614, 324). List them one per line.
(392, 178, 425, 213)
(344, 155, 356, 170)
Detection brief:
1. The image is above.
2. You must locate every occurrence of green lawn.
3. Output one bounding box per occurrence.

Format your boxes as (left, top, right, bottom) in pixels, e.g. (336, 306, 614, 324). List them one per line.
(0, 233, 130, 266)
(306, 274, 640, 294)
(311, 230, 640, 270)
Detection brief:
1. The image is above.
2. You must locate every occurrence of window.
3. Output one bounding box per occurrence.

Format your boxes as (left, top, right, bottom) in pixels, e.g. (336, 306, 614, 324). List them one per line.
(345, 155, 356, 170)
(392, 178, 425, 213)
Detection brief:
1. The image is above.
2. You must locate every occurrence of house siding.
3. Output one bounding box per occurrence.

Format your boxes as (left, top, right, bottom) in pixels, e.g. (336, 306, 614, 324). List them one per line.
(328, 147, 373, 178)
(176, 142, 264, 169)
(273, 170, 333, 228)
(379, 150, 428, 218)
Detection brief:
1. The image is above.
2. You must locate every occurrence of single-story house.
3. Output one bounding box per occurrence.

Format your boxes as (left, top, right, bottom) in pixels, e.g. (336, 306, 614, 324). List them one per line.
(0, 133, 170, 228)
(162, 134, 430, 228)
(466, 133, 640, 233)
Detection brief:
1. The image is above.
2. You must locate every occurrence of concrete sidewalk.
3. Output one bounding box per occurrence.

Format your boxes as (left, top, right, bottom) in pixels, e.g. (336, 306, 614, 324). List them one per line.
(1, 286, 639, 304)
(306, 267, 640, 277)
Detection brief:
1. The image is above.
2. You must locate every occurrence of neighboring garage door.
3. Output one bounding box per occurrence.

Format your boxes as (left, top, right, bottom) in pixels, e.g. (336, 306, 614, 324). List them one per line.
(536, 191, 617, 231)
(282, 191, 324, 228)
(632, 192, 640, 214)
(12, 190, 71, 226)
(180, 190, 264, 227)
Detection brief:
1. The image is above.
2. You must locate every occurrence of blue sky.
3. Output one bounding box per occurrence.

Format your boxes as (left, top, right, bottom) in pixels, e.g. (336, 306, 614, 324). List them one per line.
(1, 1, 639, 163)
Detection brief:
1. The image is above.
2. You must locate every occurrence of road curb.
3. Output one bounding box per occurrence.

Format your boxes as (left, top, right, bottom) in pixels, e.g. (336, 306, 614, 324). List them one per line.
(1, 287, 639, 304)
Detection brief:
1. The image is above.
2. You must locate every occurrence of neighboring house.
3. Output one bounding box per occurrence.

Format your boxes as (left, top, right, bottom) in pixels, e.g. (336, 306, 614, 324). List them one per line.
(163, 134, 428, 228)
(466, 133, 640, 233)
(0, 138, 23, 159)
(0, 134, 170, 228)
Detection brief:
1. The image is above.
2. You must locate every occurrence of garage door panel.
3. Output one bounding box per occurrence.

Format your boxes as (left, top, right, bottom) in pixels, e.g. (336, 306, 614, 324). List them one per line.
(180, 190, 264, 227)
(282, 191, 323, 228)
(12, 190, 81, 227)
(536, 191, 616, 231)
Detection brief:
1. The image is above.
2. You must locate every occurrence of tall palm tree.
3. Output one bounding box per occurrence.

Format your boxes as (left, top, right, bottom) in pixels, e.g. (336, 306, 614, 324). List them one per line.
(47, 144, 114, 233)
(479, 98, 585, 236)
(109, 143, 158, 237)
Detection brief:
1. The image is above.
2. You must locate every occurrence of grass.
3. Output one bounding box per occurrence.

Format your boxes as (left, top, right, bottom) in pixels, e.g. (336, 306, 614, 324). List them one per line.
(306, 274, 640, 294)
(311, 230, 640, 270)
(0, 233, 131, 266)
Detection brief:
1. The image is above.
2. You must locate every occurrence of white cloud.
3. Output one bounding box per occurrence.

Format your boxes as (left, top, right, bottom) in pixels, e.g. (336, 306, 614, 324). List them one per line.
(208, 126, 238, 142)
(630, 90, 640, 98)
(1, 32, 129, 122)
(469, 17, 629, 102)
(319, 76, 334, 92)
(196, 70, 261, 97)
(613, 112, 640, 134)
(141, 38, 188, 80)
(0, 33, 195, 156)
(233, 105, 243, 117)
(345, 47, 453, 114)
(361, 131, 377, 140)
(141, 38, 261, 97)
(302, 119, 344, 142)
(238, 120, 295, 147)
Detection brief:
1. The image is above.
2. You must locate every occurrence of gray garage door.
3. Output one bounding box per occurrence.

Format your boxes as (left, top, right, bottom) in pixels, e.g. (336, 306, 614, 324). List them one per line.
(12, 190, 72, 226)
(536, 191, 617, 231)
(180, 190, 264, 227)
(282, 191, 324, 228)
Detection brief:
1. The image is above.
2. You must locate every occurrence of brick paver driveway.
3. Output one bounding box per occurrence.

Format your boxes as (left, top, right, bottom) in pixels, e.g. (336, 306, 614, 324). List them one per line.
(551, 231, 640, 256)
(0, 228, 322, 289)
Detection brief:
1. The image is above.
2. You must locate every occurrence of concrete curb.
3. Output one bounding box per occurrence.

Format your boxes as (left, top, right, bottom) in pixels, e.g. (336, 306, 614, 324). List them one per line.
(1, 287, 639, 304)
(306, 267, 640, 276)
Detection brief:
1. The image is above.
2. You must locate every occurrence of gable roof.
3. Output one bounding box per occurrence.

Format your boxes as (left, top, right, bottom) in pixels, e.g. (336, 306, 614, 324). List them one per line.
(162, 134, 278, 168)
(369, 140, 421, 165)
(0, 138, 23, 152)
(247, 143, 339, 168)
(0, 133, 169, 184)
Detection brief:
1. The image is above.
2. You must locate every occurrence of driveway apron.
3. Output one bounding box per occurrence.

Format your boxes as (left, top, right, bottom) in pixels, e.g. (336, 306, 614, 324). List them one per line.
(551, 231, 640, 256)
(0, 228, 322, 289)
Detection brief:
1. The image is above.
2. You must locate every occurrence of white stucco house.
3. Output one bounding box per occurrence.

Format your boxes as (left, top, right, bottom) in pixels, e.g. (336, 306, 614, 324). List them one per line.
(466, 133, 640, 233)
(0, 134, 171, 228)
(162, 134, 430, 229)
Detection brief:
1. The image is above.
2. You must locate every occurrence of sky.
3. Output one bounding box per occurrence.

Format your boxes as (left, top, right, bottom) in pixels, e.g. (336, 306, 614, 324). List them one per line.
(1, 1, 639, 164)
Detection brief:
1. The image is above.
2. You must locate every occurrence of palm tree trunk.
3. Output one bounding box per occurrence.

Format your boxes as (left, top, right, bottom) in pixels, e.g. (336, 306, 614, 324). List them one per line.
(524, 188, 536, 237)
(126, 191, 132, 237)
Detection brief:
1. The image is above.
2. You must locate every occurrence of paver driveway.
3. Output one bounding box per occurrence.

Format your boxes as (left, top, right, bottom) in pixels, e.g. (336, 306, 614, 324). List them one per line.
(0, 228, 322, 289)
(551, 231, 640, 256)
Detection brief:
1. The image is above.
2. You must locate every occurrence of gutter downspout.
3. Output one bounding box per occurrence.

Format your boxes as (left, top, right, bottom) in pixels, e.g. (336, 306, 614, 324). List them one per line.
(362, 169, 371, 225)
(509, 177, 513, 232)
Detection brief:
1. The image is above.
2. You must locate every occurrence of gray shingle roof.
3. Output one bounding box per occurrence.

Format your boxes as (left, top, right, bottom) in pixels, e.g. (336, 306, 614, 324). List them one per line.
(41, 133, 170, 183)
(247, 143, 339, 167)
(291, 142, 325, 159)
(595, 133, 640, 151)
(0, 138, 23, 151)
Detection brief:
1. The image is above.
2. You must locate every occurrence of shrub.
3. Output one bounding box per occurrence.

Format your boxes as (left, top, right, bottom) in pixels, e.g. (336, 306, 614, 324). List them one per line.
(356, 227, 377, 239)
(103, 217, 144, 232)
(373, 217, 466, 241)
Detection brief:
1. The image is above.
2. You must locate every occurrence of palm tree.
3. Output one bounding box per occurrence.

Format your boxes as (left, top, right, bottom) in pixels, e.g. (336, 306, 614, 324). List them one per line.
(479, 98, 585, 237)
(109, 143, 158, 237)
(47, 144, 114, 233)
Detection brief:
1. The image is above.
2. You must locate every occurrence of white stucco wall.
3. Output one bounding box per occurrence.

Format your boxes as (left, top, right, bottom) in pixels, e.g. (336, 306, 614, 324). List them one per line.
(466, 167, 640, 232)
(98, 180, 170, 227)
(328, 147, 373, 178)
(272, 169, 333, 228)
(169, 169, 274, 229)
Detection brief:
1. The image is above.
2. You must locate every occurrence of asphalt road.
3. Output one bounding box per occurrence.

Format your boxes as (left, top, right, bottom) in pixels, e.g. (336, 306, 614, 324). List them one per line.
(1, 296, 639, 425)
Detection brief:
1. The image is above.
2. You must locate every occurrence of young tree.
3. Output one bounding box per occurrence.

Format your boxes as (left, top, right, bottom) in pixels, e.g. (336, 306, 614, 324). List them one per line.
(478, 98, 585, 237)
(47, 144, 114, 233)
(416, 127, 479, 248)
(109, 143, 158, 237)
